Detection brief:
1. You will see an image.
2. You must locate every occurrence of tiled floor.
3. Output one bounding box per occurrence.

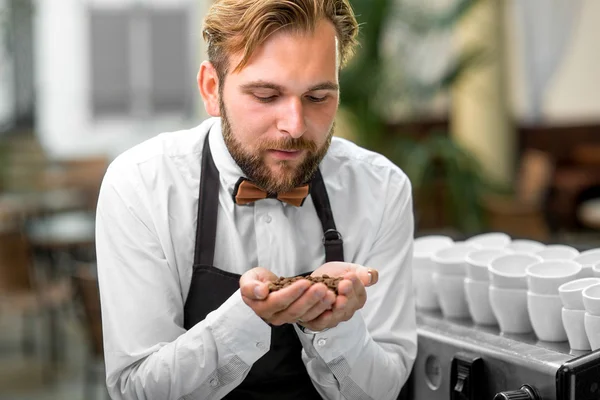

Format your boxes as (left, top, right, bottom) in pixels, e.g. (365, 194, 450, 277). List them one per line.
(0, 311, 108, 400)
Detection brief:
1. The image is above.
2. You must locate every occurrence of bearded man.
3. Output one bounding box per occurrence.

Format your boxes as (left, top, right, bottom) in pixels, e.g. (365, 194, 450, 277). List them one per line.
(96, 1, 416, 399)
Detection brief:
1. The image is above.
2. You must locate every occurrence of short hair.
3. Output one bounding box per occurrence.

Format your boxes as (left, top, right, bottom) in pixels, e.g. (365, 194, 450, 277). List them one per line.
(203, 0, 359, 82)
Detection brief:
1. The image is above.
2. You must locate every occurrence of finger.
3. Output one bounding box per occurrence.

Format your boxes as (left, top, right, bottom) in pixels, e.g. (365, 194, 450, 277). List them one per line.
(240, 279, 269, 300)
(295, 289, 336, 323)
(240, 267, 280, 300)
(248, 280, 312, 319)
(269, 283, 328, 324)
(301, 308, 335, 331)
(345, 272, 368, 307)
(355, 266, 379, 287)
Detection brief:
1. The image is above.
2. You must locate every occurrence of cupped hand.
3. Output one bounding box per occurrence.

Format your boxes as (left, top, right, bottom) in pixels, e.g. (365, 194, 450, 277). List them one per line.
(239, 267, 337, 326)
(297, 262, 379, 332)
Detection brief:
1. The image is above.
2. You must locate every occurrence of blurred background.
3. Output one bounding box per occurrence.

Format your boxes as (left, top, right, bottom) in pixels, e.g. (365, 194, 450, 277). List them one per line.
(0, 0, 599, 398)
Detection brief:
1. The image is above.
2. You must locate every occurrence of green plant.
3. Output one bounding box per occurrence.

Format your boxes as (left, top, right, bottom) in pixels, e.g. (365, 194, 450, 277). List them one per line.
(391, 132, 489, 232)
(340, 0, 489, 233)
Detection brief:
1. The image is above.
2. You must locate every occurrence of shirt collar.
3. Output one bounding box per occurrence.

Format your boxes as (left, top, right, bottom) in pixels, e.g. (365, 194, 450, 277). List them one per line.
(207, 117, 246, 195)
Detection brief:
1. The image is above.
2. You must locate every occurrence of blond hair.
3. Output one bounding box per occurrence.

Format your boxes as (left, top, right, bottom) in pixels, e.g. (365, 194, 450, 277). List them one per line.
(203, 0, 359, 80)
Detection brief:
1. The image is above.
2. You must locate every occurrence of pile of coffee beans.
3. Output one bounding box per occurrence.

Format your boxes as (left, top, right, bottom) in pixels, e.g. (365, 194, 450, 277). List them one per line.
(268, 274, 343, 295)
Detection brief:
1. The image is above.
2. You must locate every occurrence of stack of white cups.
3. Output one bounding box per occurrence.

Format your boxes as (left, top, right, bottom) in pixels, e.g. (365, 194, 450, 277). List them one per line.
(582, 283, 600, 350)
(535, 244, 579, 261)
(488, 253, 542, 334)
(525, 260, 581, 342)
(464, 249, 507, 326)
(573, 249, 600, 278)
(463, 232, 512, 326)
(506, 239, 545, 254)
(431, 242, 480, 319)
(412, 236, 454, 310)
(558, 278, 600, 350)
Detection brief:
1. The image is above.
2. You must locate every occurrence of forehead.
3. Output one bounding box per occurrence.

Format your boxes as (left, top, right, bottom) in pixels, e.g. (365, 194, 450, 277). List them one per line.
(227, 19, 339, 90)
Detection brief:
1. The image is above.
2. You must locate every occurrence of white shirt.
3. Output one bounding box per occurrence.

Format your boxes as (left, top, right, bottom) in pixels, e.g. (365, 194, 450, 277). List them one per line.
(96, 117, 416, 400)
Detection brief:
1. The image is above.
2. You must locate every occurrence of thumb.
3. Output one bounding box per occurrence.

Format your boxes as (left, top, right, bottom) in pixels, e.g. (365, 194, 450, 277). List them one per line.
(355, 266, 379, 287)
(239, 267, 276, 300)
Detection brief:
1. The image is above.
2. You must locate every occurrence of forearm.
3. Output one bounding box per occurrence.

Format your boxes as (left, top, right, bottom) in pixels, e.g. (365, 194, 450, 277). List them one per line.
(295, 312, 414, 400)
(105, 291, 271, 400)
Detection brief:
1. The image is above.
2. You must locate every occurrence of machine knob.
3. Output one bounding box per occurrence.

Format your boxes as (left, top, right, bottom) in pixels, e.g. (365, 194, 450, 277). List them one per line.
(494, 384, 540, 400)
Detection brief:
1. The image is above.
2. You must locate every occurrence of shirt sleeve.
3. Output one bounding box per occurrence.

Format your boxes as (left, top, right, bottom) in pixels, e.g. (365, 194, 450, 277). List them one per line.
(96, 161, 272, 400)
(296, 171, 417, 400)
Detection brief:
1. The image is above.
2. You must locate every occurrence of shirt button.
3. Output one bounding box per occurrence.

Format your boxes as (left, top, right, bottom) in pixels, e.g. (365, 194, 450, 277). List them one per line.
(317, 338, 327, 347)
(256, 341, 267, 351)
(209, 377, 219, 387)
(264, 214, 272, 223)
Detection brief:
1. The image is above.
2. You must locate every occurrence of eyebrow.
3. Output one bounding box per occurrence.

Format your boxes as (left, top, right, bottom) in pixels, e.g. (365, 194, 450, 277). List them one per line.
(239, 80, 339, 92)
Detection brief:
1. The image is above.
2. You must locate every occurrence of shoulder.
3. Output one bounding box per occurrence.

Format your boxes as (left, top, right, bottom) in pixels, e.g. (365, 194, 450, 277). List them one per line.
(104, 119, 216, 187)
(322, 137, 411, 193)
(110, 119, 215, 168)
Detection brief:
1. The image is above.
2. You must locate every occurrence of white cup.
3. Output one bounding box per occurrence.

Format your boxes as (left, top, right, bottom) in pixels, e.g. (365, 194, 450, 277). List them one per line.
(584, 312, 600, 351)
(558, 278, 600, 310)
(525, 260, 582, 295)
(489, 254, 543, 290)
(414, 235, 455, 257)
(432, 272, 470, 319)
(527, 291, 567, 342)
(432, 243, 480, 277)
(535, 245, 579, 261)
(582, 283, 600, 316)
(489, 286, 532, 334)
(412, 235, 454, 310)
(574, 249, 600, 278)
(507, 239, 545, 254)
(562, 308, 591, 350)
(465, 249, 510, 282)
(465, 232, 511, 249)
(593, 263, 600, 278)
(413, 269, 439, 310)
(464, 278, 497, 326)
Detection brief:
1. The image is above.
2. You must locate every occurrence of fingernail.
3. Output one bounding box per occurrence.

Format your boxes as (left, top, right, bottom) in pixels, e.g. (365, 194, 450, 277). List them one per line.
(367, 269, 373, 284)
(254, 286, 264, 299)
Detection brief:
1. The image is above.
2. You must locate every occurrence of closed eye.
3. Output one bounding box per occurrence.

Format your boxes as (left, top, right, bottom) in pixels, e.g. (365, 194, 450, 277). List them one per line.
(306, 95, 328, 103)
(253, 94, 278, 103)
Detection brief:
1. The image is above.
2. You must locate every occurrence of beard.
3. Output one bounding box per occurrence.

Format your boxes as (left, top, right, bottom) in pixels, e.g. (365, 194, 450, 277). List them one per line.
(220, 100, 334, 194)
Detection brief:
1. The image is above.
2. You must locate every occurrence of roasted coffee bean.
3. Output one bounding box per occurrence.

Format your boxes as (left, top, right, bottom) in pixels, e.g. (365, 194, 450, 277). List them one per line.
(268, 275, 343, 295)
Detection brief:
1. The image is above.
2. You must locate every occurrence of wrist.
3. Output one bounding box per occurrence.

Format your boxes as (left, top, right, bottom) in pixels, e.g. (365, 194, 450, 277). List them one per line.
(296, 323, 330, 335)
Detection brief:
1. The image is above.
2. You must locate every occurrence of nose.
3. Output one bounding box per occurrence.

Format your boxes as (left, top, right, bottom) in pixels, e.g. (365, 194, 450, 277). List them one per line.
(277, 97, 307, 139)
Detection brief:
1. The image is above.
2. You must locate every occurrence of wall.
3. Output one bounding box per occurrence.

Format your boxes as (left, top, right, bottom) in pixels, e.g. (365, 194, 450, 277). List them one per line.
(0, 0, 15, 131)
(506, 0, 600, 124)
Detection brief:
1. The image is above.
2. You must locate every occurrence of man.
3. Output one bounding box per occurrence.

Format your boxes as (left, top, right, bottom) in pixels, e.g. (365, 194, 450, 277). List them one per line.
(96, 0, 416, 399)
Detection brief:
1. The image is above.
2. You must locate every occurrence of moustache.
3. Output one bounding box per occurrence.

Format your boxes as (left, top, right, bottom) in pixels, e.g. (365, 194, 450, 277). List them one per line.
(258, 137, 318, 152)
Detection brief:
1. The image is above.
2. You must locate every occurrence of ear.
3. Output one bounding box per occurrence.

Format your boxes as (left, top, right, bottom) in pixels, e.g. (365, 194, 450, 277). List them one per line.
(197, 61, 221, 117)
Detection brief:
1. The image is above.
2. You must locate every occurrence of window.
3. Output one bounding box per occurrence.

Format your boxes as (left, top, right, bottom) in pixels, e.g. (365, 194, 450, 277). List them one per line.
(89, 6, 192, 118)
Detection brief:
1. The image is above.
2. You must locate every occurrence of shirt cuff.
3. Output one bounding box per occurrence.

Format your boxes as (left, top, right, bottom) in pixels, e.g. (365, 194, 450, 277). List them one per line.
(204, 289, 272, 366)
(295, 311, 368, 364)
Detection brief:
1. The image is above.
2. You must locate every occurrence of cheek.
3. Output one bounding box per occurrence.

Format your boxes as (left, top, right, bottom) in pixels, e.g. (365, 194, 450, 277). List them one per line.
(306, 103, 337, 137)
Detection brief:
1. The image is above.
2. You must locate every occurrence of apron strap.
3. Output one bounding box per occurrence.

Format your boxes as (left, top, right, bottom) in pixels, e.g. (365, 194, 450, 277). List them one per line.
(193, 134, 220, 266)
(310, 169, 345, 262)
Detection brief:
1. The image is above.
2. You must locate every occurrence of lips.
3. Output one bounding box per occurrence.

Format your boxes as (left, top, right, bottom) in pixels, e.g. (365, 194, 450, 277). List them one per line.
(267, 149, 304, 160)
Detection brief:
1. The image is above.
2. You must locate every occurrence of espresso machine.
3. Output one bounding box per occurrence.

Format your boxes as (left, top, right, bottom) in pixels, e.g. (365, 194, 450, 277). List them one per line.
(404, 309, 600, 400)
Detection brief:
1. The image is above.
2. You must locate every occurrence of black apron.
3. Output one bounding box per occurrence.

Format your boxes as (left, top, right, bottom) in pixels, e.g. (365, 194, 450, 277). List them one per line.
(183, 135, 345, 399)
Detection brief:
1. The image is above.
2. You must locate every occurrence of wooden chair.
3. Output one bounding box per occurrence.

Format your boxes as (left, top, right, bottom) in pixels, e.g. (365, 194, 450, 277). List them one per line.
(481, 149, 555, 241)
(72, 265, 109, 400)
(40, 155, 110, 211)
(0, 228, 72, 376)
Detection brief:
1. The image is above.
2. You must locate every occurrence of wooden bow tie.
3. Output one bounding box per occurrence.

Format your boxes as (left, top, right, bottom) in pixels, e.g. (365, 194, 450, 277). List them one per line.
(233, 178, 310, 207)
